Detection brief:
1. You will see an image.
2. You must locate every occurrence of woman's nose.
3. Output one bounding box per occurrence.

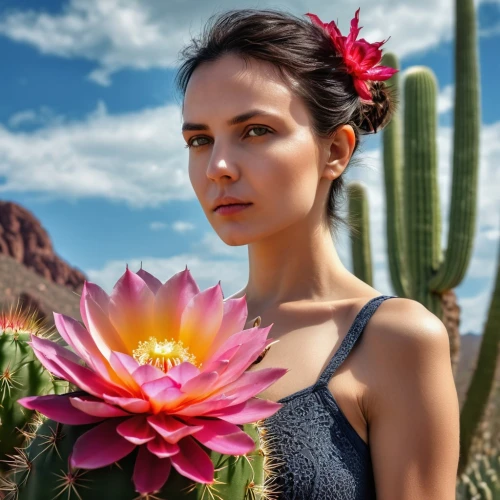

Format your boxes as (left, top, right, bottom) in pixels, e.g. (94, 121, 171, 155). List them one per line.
(206, 146, 240, 181)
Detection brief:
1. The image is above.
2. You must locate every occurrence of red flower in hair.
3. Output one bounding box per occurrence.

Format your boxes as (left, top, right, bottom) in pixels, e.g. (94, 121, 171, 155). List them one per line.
(305, 8, 398, 102)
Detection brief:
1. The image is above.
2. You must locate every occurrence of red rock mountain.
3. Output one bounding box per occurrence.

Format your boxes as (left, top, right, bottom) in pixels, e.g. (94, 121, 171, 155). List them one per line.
(0, 201, 86, 292)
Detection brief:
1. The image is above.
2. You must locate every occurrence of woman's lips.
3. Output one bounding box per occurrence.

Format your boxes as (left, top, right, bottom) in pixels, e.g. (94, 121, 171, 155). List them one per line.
(214, 203, 253, 215)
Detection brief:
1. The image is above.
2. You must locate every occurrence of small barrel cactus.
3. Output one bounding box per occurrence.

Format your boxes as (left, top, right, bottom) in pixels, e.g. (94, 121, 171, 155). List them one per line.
(3, 413, 281, 499)
(0, 299, 69, 468)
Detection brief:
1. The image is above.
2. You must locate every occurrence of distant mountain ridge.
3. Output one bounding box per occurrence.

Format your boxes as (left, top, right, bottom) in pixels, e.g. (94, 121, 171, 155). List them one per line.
(0, 201, 85, 292)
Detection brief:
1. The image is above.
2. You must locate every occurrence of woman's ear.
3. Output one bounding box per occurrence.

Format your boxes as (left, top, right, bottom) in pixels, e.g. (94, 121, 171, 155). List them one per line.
(321, 124, 356, 180)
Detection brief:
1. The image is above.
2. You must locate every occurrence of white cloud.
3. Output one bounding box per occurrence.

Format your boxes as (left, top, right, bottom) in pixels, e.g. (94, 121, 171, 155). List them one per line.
(0, 0, 493, 86)
(438, 84, 454, 115)
(149, 220, 195, 232)
(0, 100, 192, 207)
(171, 221, 196, 233)
(7, 105, 66, 129)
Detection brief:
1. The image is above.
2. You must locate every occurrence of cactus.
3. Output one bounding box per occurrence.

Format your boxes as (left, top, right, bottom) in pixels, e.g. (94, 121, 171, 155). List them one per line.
(347, 182, 373, 286)
(387, 0, 483, 419)
(0, 299, 69, 469)
(1, 413, 281, 500)
(380, 0, 481, 374)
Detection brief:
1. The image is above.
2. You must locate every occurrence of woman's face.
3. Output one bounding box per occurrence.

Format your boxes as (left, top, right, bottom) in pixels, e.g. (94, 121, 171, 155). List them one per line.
(181, 53, 331, 246)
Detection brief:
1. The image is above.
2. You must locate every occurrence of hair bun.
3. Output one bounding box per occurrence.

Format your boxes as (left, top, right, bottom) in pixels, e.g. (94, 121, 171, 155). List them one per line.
(358, 81, 398, 134)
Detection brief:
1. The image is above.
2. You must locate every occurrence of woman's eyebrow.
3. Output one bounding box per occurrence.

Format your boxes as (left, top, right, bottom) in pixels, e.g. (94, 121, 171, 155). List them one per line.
(181, 109, 278, 132)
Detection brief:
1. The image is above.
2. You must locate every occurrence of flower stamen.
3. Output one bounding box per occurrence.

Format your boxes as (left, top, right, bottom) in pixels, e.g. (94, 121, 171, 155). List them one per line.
(132, 336, 197, 373)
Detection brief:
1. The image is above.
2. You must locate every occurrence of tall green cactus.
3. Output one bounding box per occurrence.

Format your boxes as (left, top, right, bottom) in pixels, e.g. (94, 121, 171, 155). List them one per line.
(2, 415, 279, 499)
(458, 237, 500, 475)
(379, 0, 481, 376)
(347, 182, 373, 286)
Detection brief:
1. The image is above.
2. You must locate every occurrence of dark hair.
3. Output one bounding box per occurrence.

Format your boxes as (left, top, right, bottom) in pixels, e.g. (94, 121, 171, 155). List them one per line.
(174, 8, 397, 238)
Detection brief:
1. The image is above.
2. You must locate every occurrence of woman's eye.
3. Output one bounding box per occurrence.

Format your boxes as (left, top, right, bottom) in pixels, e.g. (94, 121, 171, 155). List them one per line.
(185, 126, 271, 149)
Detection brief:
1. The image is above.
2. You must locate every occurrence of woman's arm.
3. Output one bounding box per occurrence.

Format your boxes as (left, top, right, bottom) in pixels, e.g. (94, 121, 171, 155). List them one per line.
(366, 298, 460, 500)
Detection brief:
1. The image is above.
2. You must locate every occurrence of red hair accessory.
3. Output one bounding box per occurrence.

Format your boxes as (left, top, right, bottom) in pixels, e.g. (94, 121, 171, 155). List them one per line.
(305, 8, 398, 102)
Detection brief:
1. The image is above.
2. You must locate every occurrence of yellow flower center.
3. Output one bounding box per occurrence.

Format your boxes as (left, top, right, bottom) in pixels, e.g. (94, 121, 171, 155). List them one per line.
(132, 336, 197, 373)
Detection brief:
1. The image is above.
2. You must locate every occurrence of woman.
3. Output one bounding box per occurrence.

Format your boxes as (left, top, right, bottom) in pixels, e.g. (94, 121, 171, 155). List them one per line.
(175, 8, 460, 499)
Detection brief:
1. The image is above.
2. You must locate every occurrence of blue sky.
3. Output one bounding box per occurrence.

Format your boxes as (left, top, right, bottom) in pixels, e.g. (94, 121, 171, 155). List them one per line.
(0, 0, 498, 334)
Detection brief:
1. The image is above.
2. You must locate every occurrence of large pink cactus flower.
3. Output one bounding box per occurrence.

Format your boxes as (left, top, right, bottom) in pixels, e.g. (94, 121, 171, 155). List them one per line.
(18, 266, 286, 494)
(305, 8, 398, 101)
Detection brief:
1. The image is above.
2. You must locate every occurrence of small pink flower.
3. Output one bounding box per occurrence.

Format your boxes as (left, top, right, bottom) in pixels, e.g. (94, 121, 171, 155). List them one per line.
(305, 8, 398, 101)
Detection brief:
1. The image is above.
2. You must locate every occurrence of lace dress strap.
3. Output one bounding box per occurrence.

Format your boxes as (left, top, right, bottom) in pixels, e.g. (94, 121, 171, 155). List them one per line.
(314, 294, 398, 389)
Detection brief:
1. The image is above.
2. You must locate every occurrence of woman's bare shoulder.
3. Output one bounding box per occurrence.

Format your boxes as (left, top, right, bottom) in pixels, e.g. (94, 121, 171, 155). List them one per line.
(361, 296, 451, 412)
(364, 296, 447, 342)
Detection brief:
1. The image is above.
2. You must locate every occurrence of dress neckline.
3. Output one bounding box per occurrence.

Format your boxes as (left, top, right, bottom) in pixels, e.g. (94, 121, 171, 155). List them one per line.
(275, 294, 388, 403)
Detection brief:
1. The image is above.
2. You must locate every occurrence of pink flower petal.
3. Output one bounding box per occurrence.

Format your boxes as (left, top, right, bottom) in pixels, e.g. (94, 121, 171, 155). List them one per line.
(153, 267, 200, 346)
(184, 417, 255, 455)
(141, 374, 179, 399)
(136, 268, 163, 295)
(354, 78, 372, 101)
(157, 371, 220, 413)
(217, 367, 288, 405)
(53, 312, 96, 361)
(170, 436, 214, 484)
(213, 337, 277, 389)
(30, 333, 81, 365)
(108, 351, 141, 392)
(364, 65, 398, 80)
(133, 445, 172, 495)
(80, 281, 111, 330)
(149, 390, 185, 415)
(82, 288, 129, 359)
(147, 435, 180, 458)
(108, 267, 156, 353)
(178, 283, 224, 359)
(102, 394, 150, 413)
(204, 326, 270, 367)
(17, 394, 104, 425)
(54, 314, 119, 385)
(70, 419, 136, 469)
(30, 336, 127, 399)
(203, 296, 248, 360)
(149, 387, 185, 414)
(201, 347, 238, 374)
(163, 361, 200, 386)
(147, 414, 204, 444)
(204, 398, 284, 424)
(132, 364, 166, 386)
(69, 396, 131, 418)
(173, 394, 239, 416)
(116, 416, 156, 445)
(180, 370, 219, 396)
